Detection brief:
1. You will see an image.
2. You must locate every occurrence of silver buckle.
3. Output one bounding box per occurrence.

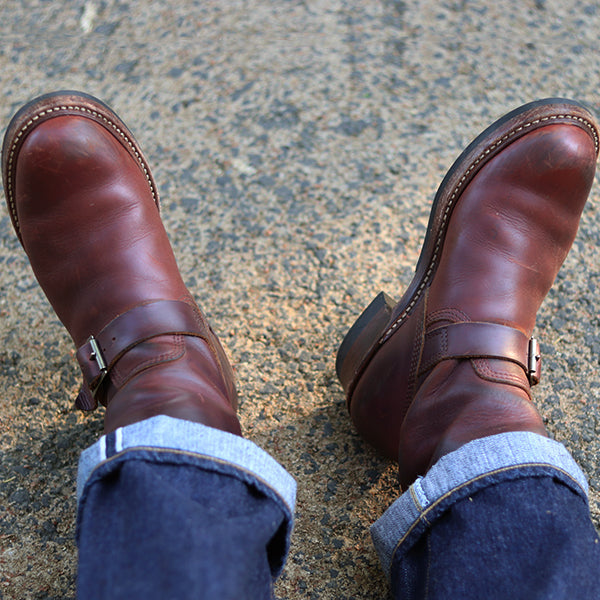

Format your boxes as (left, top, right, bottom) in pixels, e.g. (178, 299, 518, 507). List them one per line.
(88, 335, 108, 397)
(527, 337, 541, 385)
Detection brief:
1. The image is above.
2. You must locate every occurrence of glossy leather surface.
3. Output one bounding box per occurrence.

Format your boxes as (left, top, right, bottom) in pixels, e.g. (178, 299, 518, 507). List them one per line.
(345, 104, 598, 486)
(3, 93, 240, 435)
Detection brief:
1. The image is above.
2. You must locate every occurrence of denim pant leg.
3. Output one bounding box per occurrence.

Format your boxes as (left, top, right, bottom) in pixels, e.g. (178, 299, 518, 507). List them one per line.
(76, 416, 296, 600)
(372, 432, 600, 600)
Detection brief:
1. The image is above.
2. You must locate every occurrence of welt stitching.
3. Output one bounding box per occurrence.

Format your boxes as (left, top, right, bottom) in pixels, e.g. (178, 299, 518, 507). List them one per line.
(378, 113, 599, 345)
(5, 104, 157, 233)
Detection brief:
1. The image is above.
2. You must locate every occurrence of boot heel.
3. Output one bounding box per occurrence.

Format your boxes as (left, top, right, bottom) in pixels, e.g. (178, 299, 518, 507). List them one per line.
(336, 291, 397, 394)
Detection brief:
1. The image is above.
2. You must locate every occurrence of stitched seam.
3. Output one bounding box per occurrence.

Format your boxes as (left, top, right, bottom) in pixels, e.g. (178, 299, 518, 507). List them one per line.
(5, 104, 157, 234)
(473, 358, 532, 398)
(378, 114, 599, 345)
(83, 446, 295, 515)
(425, 307, 469, 329)
(407, 294, 427, 403)
(473, 357, 528, 386)
(110, 334, 185, 388)
(420, 328, 448, 373)
(409, 485, 423, 510)
(389, 463, 585, 567)
(424, 534, 432, 600)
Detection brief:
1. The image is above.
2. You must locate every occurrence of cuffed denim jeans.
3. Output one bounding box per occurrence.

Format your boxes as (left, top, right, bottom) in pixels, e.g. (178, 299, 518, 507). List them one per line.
(371, 432, 600, 599)
(76, 419, 600, 599)
(76, 416, 296, 599)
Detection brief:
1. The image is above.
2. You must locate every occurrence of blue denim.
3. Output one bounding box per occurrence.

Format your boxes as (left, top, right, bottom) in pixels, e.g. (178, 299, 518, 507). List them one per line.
(371, 432, 600, 599)
(77, 421, 600, 599)
(76, 416, 296, 600)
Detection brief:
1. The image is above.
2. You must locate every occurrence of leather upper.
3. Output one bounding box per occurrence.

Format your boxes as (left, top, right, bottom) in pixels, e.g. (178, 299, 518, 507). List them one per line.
(75, 299, 217, 410)
(2, 94, 239, 433)
(348, 112, 599, 479)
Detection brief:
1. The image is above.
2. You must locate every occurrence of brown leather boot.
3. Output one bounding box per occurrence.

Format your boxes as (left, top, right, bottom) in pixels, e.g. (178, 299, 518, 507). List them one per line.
(336, 99, 599, 488)
(2, 91, 241, 436)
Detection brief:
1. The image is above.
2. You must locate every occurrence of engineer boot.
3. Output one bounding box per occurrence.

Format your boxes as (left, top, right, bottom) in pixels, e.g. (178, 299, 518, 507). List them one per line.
(2, 91, 240, 436)
(336, 99, 599, 487)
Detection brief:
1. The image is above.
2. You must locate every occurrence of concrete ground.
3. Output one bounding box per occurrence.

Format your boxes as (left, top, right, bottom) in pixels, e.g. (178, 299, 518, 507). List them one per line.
(1, 1, 600, 598)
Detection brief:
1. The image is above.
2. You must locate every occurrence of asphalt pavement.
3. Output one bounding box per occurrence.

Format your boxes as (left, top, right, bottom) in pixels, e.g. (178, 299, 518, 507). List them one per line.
(1, 1, 600, 598)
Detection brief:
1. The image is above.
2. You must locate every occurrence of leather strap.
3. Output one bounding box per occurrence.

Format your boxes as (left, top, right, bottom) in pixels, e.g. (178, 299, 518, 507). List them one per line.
(419, 321, 541, 385)
(75, 300, 210, 410)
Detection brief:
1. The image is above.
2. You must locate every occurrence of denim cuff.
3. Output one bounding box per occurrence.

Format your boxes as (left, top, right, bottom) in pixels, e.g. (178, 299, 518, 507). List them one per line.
(371, 432, 588, 579)
(77, 414, 297, 529)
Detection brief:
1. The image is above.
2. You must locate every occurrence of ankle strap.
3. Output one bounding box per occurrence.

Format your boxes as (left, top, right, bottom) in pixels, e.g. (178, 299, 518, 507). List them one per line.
(75, 300, 211, 410)
(419, 321, 541, 386)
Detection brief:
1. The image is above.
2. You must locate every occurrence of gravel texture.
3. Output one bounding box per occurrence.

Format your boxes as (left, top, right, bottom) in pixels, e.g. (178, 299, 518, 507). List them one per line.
(1, 1, 600, 598)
